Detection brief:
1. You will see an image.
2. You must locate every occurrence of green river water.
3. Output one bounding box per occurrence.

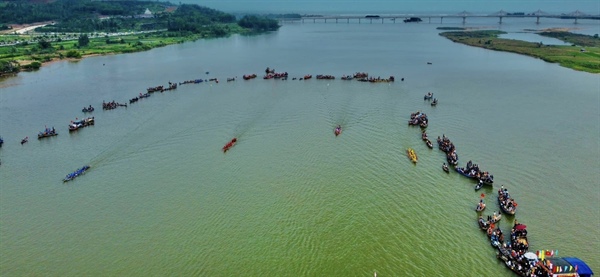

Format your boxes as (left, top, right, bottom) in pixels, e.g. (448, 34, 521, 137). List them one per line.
(1, 18, 598, 276)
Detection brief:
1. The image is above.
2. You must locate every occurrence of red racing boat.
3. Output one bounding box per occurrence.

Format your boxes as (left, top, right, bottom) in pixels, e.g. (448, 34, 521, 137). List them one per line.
(222, 138, 237, 152)
(334, 126, 342, 136)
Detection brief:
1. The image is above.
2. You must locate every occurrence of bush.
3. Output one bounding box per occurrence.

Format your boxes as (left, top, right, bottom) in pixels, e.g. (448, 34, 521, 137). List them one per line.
(22, 61, 41, 71)
(65, 50, 82, 58)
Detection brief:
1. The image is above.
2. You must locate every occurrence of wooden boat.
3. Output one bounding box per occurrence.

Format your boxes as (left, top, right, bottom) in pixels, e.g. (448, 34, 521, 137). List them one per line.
(498, 188, 517, 215)
(0, 137, 3, 147)
(442, 163, 449, 173)
(475, 200, 486, 212)
(431, 99, 438, 106)
(511, 224, 529, 252)
(69, 117, 95, 131)
(424, 92, 433, 100)
(474, 180, 484, 190)
(243, 74, 257, 80)
(478, 217, 490, 230)
(456, 167, 477, 179)
(82, 106, 94, 113)
(303, 74, 312, 80)
(38, 128, 58, 139)
(425, 139, 433, 149)
(21, 136, 28, 145)
(407, 148, 417, 163)
(490, 213, 502, 224)
(222, 138, 237, 153)
(353, 72, 368, 79)
(334, 126, 342, 136)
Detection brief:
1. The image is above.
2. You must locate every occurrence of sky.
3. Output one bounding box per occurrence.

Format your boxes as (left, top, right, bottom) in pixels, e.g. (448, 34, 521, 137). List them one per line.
(179, 0, 600, 15)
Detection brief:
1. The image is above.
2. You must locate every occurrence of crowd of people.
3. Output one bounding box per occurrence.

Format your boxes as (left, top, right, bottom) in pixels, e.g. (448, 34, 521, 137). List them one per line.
(437, 134, 458, 165)
(408, 111, 428, 128)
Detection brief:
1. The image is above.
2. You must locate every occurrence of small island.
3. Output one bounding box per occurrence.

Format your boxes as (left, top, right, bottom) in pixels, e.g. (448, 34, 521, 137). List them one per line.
(439, 30, 600, 73)
(0, 0, 280, 78)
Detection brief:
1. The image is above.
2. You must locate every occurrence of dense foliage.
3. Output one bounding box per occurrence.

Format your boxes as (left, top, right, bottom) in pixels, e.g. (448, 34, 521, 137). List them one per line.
(0, 0, 162, 24)
(264, 13, 302, 19)
(0, 1, 281, 77)
(540, 31, 600, 47)
(0, 0, 237, 34)
(238, 15, 280, 31)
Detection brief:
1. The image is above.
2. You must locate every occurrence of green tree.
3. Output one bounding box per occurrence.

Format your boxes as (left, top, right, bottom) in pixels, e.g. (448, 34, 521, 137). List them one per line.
(38, 39, 52, 49)
(78, 34, 89, 47)
(65, 50, 81, 58)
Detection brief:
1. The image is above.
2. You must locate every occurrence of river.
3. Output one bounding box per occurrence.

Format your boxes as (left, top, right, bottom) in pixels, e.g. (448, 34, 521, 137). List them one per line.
(1, 17, 598, 276)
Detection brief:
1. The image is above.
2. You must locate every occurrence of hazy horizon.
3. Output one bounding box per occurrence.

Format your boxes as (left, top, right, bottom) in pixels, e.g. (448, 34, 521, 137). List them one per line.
(179, 0, 600, 15)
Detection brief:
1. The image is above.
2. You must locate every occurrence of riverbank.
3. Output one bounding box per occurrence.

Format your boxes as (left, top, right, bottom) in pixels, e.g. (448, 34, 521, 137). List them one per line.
(439, 30, 600, 73)
(0, 23, 260, 78)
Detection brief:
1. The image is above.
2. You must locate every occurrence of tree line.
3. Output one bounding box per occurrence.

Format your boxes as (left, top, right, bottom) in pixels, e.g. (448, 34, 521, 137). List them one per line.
(0, 0, 279, 34)
(1, 1, 280, 76)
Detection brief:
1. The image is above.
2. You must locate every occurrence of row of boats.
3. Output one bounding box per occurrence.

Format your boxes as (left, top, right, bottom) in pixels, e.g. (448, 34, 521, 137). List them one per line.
(238, 70, 403, 83)
(15, 116, 94, 144)
(410, 95, 592, 277)
(146, 82, 178, 93)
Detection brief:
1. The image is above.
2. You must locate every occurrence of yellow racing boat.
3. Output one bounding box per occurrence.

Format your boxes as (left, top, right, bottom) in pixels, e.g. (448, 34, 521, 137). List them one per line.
(407, 148, 418, 163)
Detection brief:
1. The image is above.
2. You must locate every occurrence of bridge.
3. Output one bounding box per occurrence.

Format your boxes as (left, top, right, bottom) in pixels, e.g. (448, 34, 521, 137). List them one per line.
(278, 10, 599, 24)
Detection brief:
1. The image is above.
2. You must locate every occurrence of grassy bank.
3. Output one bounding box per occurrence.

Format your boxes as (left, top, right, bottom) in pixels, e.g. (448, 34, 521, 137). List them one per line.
(439, 30, 600, 74)
(0, 23, 257, 77)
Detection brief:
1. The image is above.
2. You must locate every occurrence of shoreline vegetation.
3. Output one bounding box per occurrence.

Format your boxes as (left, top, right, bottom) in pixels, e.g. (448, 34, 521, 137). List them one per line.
(0, 0, 281, 78)
(439, 29, 600, 73)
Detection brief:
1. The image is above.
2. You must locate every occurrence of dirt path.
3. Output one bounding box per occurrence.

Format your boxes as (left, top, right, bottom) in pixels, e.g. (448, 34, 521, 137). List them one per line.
(0, 22, 54, 34)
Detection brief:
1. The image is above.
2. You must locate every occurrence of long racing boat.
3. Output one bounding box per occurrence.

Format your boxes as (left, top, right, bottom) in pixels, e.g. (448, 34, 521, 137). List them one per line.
(407, 148, 417, 163)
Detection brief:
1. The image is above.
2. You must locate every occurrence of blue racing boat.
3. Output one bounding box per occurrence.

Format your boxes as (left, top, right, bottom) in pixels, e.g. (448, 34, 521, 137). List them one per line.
(63, 165, 91, 182)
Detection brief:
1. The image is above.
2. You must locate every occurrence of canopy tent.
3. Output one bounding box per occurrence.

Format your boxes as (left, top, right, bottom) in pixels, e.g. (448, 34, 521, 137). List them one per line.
(514, 224, 527, 231)
(523, 252, 538, 261)
(563, 257, 594, 277)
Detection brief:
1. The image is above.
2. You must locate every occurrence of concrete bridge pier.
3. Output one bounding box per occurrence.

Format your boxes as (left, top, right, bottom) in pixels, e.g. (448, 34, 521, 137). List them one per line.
(370, 18, 373, 24)
(381, 18, 384, 24)
(313, 19, 315, 23)
(347, 18, 349, 23)
(536, 17, 540, 24)
(499, 16, 503, 24)
(359, 18, 361, 23)
(440, 17, 443, 24)
(462, 17, 466, 24)
(574, 18, 578, 24)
